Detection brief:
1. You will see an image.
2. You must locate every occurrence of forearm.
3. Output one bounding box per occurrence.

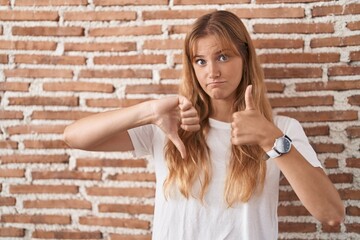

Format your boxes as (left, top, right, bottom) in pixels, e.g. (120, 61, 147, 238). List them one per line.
(63, 101, 154, 150)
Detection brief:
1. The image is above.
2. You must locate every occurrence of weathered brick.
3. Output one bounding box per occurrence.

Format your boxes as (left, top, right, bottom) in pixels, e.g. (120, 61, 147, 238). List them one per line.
(0, 82, 30, 91)
(322, 223, 341, 233)
(160, 69, 181, 80)
(265, 82, 286, 93)
(269, 96, 333, 108)
(347, 21, 360, 31)
(0, 40, 57, 50)
(15, 54, 86, 65)
(0, 140, 18, 149)
(259, 53, 340, 63)
(348, 95, 360, 106)
(0, 110, 23, 119)
(0, 197, 16, 206)
(310, 35, 360, 48)
(24, 199, 92, 209)
(23, 140, 70, 149)
(0, 169, 24, 178)
(86, 187, 155, 197)
(279, 222, 316, 232)
(347, 206, 360, 216)
(126, 84, 178, 94)
(79, 69, 152, 79)
(43, 82, 114, 93)
(278, 205, 310, 216)
(8, 96, 79, 106)
(329, 66, 360, 76)
(346, 126, 360, 138)
(328, 173, 353, 183)
(339, 189, 360, 200)
(64, 11, 136, 21)
(31, 111, 93, 120)
(232, 7, 304, 18)
(174, 0, 250, 4)
(253, 38, 304, 49)
(86, 98, 149, 108)
(0, 154, 69, 164)
(350, 51, 360, 61)
(15, 0, 87, 6)
(312, 4, 360, 17)
(32, 230, 102, 239)
(10, 185, 78, 194)
(346, 223, 360, 233)
(89, 25, 162, 36)
(4, 69, 73, 78)
(278, 111, 358, 122)
(1, 214, 71, 224)
(168, 25, 190, 35)
(0, 227, 25, 237)
(0, 11, 59, 21)
(94, 55, 166, 65)
(324, 158, 339, 169)
(143, 39, 183, 50)
(79, 216, 150, 229)
(6, 124, 66, 135)
(98, 203, 154, 214)
(93, 0, 167, 6)
(311, 143, 345, 153)
(253, 23, 334, 33)
(303, 125, 330, 136)
(0, 0, 8, 5)
(107, 172, 156, 182)
(257, 0, 332, 2)
(64, 42, 135, 52)
(296, 80, 360, 92)
(143, 10, 213, 20)
(76, 158, 147, 168)
(13, 26, 84, 36)
(264, 67, 322, 79)
(346, 158, 360, 168)
(110, 234, 151, 240)
(0, 54, 7, 63)
(32, 170, 102, 180)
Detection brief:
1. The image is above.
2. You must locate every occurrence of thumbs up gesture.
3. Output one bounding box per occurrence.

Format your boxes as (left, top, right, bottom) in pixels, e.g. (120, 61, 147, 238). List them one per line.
(151, 96, 200, 158)
(231, 85, 281, 150)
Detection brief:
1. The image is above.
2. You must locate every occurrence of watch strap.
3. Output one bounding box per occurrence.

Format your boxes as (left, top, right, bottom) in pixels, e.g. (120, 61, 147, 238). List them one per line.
(266, 135, 292, 159)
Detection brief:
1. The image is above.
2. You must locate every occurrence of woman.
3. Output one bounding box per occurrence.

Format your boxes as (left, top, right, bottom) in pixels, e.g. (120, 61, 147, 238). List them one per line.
(64, 10, 344, 240)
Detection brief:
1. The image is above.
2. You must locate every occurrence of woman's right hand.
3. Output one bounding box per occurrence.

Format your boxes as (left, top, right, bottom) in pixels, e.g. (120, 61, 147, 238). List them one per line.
(150, 96, 200, 158)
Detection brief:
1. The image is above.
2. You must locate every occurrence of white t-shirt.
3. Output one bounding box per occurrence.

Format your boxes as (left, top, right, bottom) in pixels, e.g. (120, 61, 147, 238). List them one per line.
(128, 115, 322, 240)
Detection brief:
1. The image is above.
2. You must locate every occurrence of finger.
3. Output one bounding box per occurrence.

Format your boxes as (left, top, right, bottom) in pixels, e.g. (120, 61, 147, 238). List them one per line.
(181, 124, 200, 132)
(178, 95, 192, 111)
(245, 85, 255, 111)
(168, 132, 186, 159)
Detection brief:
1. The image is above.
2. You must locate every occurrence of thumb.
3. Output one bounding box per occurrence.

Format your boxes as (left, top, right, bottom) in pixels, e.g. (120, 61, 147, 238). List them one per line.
(245, 85, 255, 111)
(168, 132, 186, 159)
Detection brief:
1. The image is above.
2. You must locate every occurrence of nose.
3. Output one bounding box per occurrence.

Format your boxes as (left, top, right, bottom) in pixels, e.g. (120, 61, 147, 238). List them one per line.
(208, 61, 221, 79)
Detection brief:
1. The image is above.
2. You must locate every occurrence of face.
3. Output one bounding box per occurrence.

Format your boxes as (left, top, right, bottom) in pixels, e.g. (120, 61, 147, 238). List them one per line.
(192, 35, 244, 103)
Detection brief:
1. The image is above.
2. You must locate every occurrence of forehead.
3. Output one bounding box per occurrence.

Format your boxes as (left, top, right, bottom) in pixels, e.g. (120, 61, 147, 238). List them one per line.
(191, 34, 235, 57)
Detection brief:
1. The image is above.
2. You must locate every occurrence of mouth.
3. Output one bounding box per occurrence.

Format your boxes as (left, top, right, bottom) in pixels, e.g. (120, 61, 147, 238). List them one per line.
(206, 81, 225, 87)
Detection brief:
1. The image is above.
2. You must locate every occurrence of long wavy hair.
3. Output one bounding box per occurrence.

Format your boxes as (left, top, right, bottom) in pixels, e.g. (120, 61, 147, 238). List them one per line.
(164, 10, 273, 206)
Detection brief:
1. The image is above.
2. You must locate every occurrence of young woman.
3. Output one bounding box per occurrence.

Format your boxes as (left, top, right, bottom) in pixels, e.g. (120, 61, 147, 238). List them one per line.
(64, 10, 344, 240)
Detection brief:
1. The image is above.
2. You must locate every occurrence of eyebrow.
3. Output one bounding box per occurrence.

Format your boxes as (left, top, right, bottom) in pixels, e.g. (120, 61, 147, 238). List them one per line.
(193, 49, 230, 59)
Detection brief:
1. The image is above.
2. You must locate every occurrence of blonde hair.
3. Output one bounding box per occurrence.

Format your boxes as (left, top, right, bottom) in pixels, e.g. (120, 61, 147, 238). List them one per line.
(164, 10, 273, 206)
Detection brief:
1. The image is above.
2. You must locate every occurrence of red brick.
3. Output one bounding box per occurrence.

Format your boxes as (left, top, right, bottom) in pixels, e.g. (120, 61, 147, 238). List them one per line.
(260, 53, 339, 63)
(296, 80, 360, 92)
(76, 158, 147, 168)
(99, 203, 154, 214)
(79, 69, 152, 79)
(0, 11, 59, 21)
(269, 96, 333, 108)
(311, 35, 360, 48)
(32, 170, 101, 180)
(8, 96, 79, 106)
(0, 197, 16, 206)
(15, 54, 86, 65)
(64, 42, 136, 52)
(0, 0, 8, 5)
(257, 0, 333, 2)
(79, 216, 150, 229)
(24, 199, 92, 209)
(265, 82, 285, 93)
(110, 234, 151, 240)
(64, 11, 136, 21)
(31, 111, 93, 120)
(86, 98, 149, 108)
(13, 26, 84, 36)
(143, 39, 183, 50)
(168, 25, 191, 35)
(303, 125, 329, 136)
(347, 206, 360, 216)
(323, 158, 338, 169)
(0, 82, 30, 91)
(278, 111, 358, 122)
(348, 95, 360, 106)
(347, 21, 360, 31)
(0, 40, 57, 50)
(253, 23, 334, 33)
(23, 140, 69, 149)
(174, 0, 249, 4)
(329, 66, 360, 76)
(108, 172, 156, 182)
(312, 4, 360, 17)
(1, 214, 71, 224)
(4, 69, 73, 78)
(346, 158, 360, 168)
(86, 187, 155, 198)
(160, 69, 181, 80)
(32, 230, 102, 239)
(0, 154, 69, 164)
(143, 10, 213, 20)
(0, 54, 7, 63)
(6, 124, 66, 135)
(312, 143, 344, 153)
(339, 189, 360, 200)
(94, 55, 166, 65)
(322, 223, 341, 233)
(89, 25, 162, 37)
(278, 205, 310, 216)
(346, 223, 360, 233)
(232, 7, 304, 19)
(16, 0, 87, 6)
(0, 227, 25, 237)
(328, 173, 353, 183)
(350, 51, 360, 61)
(264, 67, 322, 79)
(0, 140, 18, 149)
(10, 185, 78, 194)
(0, 110, 23, 119)
(0, 169, 24, 178)
(94, 0, 167, 6)
(346, 126, 360, 138)
(279, 222, 316, 232)
(126, 84, 178, 94)
(43, 82, 114, 93)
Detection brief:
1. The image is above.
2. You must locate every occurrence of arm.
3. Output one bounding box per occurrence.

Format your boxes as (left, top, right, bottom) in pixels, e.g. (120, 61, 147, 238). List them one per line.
(231, 86, 345, 226)
(63, 96, 200, 157)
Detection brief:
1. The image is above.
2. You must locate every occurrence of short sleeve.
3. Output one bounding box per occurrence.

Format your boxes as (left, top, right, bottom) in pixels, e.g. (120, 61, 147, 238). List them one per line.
(127, 124, 155, 157)
(274, 116, 323, 168)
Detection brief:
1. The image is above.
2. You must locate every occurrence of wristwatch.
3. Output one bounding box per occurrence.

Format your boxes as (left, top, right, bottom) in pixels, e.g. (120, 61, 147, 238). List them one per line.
(266, 135, 292, 158)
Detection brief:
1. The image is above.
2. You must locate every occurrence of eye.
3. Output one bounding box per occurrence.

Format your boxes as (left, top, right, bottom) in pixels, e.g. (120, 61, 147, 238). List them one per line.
(218, 54, 228, 62)
(195, 59, 206, 66)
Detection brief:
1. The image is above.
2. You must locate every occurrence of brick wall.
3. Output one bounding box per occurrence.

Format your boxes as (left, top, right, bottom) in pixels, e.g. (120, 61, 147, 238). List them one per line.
(0, 0, 359, 239)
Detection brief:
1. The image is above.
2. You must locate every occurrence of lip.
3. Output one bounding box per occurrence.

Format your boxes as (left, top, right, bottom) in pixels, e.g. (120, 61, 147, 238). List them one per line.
(206, 81, 225, 87)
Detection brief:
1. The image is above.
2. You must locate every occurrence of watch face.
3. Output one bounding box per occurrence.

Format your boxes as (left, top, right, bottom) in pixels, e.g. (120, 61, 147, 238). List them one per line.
(275, 137, 291, 153)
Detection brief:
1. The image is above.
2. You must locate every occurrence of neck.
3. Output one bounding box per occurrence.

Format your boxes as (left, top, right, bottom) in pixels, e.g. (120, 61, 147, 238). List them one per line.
(210, 99, 234, 122)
